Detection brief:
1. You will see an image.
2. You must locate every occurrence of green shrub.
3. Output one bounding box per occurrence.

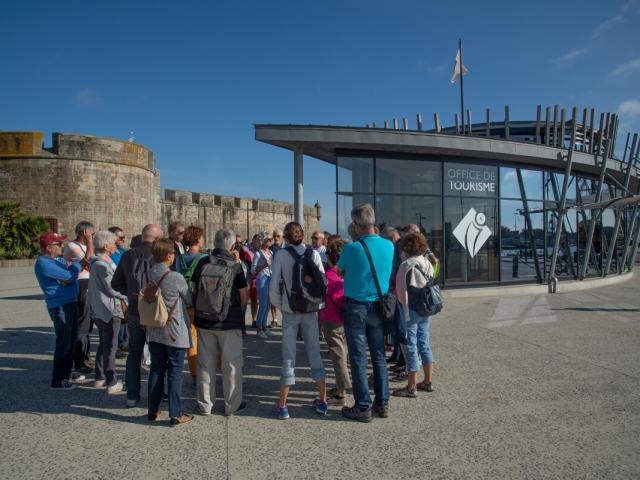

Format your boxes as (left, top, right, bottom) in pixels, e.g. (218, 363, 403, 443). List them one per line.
(0, 202, 49, 260)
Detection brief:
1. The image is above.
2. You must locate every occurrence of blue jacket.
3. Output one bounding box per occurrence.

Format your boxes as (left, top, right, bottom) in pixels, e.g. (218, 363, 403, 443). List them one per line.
(34, 256, 82, 308)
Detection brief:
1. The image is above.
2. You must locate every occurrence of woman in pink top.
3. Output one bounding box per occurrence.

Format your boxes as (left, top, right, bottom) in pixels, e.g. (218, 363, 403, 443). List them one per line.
(320, 236, 352, 404)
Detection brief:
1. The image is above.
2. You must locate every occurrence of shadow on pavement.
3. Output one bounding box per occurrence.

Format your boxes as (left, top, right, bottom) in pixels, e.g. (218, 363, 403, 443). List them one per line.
(0, 325, 353, 423)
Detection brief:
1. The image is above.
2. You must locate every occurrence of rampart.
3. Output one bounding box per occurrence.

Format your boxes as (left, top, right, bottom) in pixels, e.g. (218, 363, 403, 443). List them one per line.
(0, 131, 321, 245)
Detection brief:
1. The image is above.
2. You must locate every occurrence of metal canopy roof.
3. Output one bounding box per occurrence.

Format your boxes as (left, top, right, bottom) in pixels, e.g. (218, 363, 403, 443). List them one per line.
(254, 124, 638, 187)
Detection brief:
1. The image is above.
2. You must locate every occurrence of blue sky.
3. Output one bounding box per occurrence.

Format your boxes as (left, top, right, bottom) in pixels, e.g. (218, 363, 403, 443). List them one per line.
(2, 0, 640, 231)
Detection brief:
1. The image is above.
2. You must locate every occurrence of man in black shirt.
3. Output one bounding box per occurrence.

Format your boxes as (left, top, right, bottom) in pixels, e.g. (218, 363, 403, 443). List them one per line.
(191, 228, 248, 416)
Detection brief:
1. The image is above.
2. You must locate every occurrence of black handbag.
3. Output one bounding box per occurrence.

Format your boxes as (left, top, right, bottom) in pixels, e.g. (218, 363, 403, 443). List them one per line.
(359, 239, 396, 326)
(407, 265, 444, 317)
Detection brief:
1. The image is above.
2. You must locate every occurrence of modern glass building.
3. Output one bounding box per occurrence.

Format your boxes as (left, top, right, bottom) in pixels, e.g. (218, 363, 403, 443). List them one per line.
(256, 106, 640, 288)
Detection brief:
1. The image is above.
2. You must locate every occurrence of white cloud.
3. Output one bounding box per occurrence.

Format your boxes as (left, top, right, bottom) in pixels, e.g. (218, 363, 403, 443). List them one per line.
(73, 88, 100, 107)
(553, 49, 588, 68)
(592, 0, 638, 38)
(618, 99, 640, 119)
(610, 58, 640, 77)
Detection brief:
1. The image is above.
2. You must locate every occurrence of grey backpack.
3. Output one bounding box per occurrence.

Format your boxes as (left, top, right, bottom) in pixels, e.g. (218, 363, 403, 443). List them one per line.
(194, 254, 237, 322)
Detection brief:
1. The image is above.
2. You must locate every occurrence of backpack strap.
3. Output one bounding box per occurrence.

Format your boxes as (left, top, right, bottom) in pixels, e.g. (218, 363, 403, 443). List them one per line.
(285, 245, 301, 260)
(359, 239, 383, 302)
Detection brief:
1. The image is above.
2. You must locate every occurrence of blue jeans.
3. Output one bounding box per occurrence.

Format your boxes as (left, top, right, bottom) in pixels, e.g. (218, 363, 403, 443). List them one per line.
(47, 302, 79, 386)
(342, 301, 389, 410)
(148, 342, 186, 419)
(404, 310, 434, 372)
(255, 275, 271, 330)
(280, 312, 326, 386)
(125, 313, 146, 401)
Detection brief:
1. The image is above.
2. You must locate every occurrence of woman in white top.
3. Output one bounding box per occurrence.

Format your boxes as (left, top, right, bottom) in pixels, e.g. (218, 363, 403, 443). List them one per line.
(392, 232, 436, 398)
(251, 232, 274, 338)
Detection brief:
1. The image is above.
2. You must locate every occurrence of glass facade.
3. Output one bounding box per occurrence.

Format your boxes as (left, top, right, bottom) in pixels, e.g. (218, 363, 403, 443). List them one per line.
(336, 154, 631, 286)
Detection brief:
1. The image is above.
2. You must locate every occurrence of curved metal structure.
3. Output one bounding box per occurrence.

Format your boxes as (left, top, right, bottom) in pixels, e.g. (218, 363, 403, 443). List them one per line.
(255, 105, 640, 289)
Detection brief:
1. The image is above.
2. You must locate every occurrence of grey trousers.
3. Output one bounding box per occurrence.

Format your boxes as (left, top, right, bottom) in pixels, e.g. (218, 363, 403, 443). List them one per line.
(322, 321, 352, 391)
(95, 317, 121, 386)
(281, 312, 326, 386)
(196, 329, 244, 415)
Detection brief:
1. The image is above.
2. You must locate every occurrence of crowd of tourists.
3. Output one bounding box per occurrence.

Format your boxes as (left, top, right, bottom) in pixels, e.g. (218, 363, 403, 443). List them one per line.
(34, 203, 440, 426)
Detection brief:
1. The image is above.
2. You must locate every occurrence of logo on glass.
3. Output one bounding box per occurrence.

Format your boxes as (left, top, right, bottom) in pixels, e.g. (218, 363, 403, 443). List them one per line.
(452, 208, 492, 258)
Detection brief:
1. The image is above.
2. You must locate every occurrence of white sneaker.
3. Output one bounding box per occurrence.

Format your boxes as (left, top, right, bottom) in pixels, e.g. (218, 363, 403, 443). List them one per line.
(94, 379, 106, 388)
(70, 372, 86, 383)
(107, 381, 123, 395)
(265, 329, 277, 338)
(257, 330, 268, 339)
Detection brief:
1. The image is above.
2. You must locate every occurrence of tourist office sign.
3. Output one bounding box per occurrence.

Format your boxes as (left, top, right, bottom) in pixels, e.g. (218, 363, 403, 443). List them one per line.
(444, 163, 497, 196)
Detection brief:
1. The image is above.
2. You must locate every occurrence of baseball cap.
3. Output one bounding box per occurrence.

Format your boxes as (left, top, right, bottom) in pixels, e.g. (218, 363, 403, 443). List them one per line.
(39, 232, 68, 249)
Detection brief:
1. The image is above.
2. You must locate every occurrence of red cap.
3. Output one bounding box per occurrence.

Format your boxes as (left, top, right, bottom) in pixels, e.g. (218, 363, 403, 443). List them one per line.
(39, 232, 68, 249)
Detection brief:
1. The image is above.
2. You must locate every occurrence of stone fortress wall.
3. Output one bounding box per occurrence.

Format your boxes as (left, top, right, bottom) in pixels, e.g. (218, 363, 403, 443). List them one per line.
(0, 132, 321, 246)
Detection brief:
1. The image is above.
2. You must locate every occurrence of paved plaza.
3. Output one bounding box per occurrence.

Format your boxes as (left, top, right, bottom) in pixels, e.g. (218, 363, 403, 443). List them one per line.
(1, 266, 639, 479)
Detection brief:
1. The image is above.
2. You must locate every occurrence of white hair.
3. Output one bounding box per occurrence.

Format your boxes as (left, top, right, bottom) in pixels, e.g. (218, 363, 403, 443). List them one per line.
(214, 228, 236, 251)
(351, 203, 376, 228)
(93, 231, 117, 254)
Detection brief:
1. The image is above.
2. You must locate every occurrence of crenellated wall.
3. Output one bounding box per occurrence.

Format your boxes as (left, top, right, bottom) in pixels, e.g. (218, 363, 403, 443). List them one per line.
(0, 131, 321, 245)
(160, 189, 321, 246)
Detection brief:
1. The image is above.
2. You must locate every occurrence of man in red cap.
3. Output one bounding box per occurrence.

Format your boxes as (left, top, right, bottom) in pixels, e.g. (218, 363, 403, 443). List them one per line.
(34, 232, 84, 390)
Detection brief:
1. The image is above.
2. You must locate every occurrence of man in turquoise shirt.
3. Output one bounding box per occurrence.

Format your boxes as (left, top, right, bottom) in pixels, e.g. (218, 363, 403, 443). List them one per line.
(337, 203, 394, 422)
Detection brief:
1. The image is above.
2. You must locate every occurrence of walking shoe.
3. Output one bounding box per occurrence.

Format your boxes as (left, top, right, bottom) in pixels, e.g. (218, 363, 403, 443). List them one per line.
(115, 349, 127, 359)
(270, 320, 278, 328)
(417, 382, 435, 392)
(126, 398, 139, 408)
(341, 404, 372, 423)
(372, 404, 390, 418)
(161, 394, 168, 402)
(94, 379, 106, 388)
(197, 405, 211, 416)
(106, 381, 124, 395)
(70, 372, 86, 383)
(170, 414, 194, 427)
(277, 404, 290, 420)
(148, 411, 161, 421)
(264, 329, 277, 338)
(313, 399, 328, 415)
(225, 401, 247, 416)
(252, 321, 257, 328)
(257, 330, 268, 339)
(50, 380, 77, 391)
(391, 385, 418, 398)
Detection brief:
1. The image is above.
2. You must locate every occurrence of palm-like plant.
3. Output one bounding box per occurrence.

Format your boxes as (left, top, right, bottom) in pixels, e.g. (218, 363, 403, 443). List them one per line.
(0, 201, 49, 259)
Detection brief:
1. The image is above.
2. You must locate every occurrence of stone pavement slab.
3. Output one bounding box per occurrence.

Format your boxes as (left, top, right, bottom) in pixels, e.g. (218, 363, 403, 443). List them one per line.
(1, 267, 639, 479)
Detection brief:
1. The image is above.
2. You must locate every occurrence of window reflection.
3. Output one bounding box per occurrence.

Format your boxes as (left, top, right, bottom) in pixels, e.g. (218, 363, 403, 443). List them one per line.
(375, 195, 443, 259)
(500, 167, 543, 200)
(337, 194, 374, 239)
(500, 200, 544, 281)
(337, 156, 373, 193)
(376, 158, 442, 195)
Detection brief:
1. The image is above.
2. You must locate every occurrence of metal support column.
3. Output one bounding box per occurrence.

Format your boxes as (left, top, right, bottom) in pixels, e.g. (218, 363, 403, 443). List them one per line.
(628, 210, 640, 269)
(603, 133, 635, 276)
(517, 169, 542, 281)
(549, 111, 578, 292)
(579, 114, 614, 279)
(294, 147, 304, 226)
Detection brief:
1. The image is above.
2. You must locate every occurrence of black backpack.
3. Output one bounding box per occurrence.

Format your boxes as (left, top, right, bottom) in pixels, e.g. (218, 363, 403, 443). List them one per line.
(128, 255, 151, 301)
(283, 246, 327, 313)
(194, 254, 237, 322)
(407, 265, 444, 317)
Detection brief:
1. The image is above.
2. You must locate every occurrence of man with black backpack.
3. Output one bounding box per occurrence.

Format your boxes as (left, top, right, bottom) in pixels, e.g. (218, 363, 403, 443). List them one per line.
(111, 223, 163, 408)
(190, 228, 248, 416)
(269, 222, 328, 420)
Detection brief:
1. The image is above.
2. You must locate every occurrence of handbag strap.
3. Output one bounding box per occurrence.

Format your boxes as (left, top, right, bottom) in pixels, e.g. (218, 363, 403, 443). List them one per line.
(359, 239, 383, 301)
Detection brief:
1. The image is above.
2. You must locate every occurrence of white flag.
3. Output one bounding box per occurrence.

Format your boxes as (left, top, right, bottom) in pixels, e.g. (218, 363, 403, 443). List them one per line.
(450, 48, 469, 84)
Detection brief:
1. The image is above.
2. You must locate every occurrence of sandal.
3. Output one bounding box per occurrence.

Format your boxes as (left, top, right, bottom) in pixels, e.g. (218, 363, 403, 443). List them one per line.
(391, 385, 418, 398)
(417, 382, 435, 392)
(326, 387, 345, 399)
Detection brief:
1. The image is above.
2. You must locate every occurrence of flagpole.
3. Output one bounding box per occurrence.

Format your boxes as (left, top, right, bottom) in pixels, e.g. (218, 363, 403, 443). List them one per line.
(459, 38, 465, 135)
